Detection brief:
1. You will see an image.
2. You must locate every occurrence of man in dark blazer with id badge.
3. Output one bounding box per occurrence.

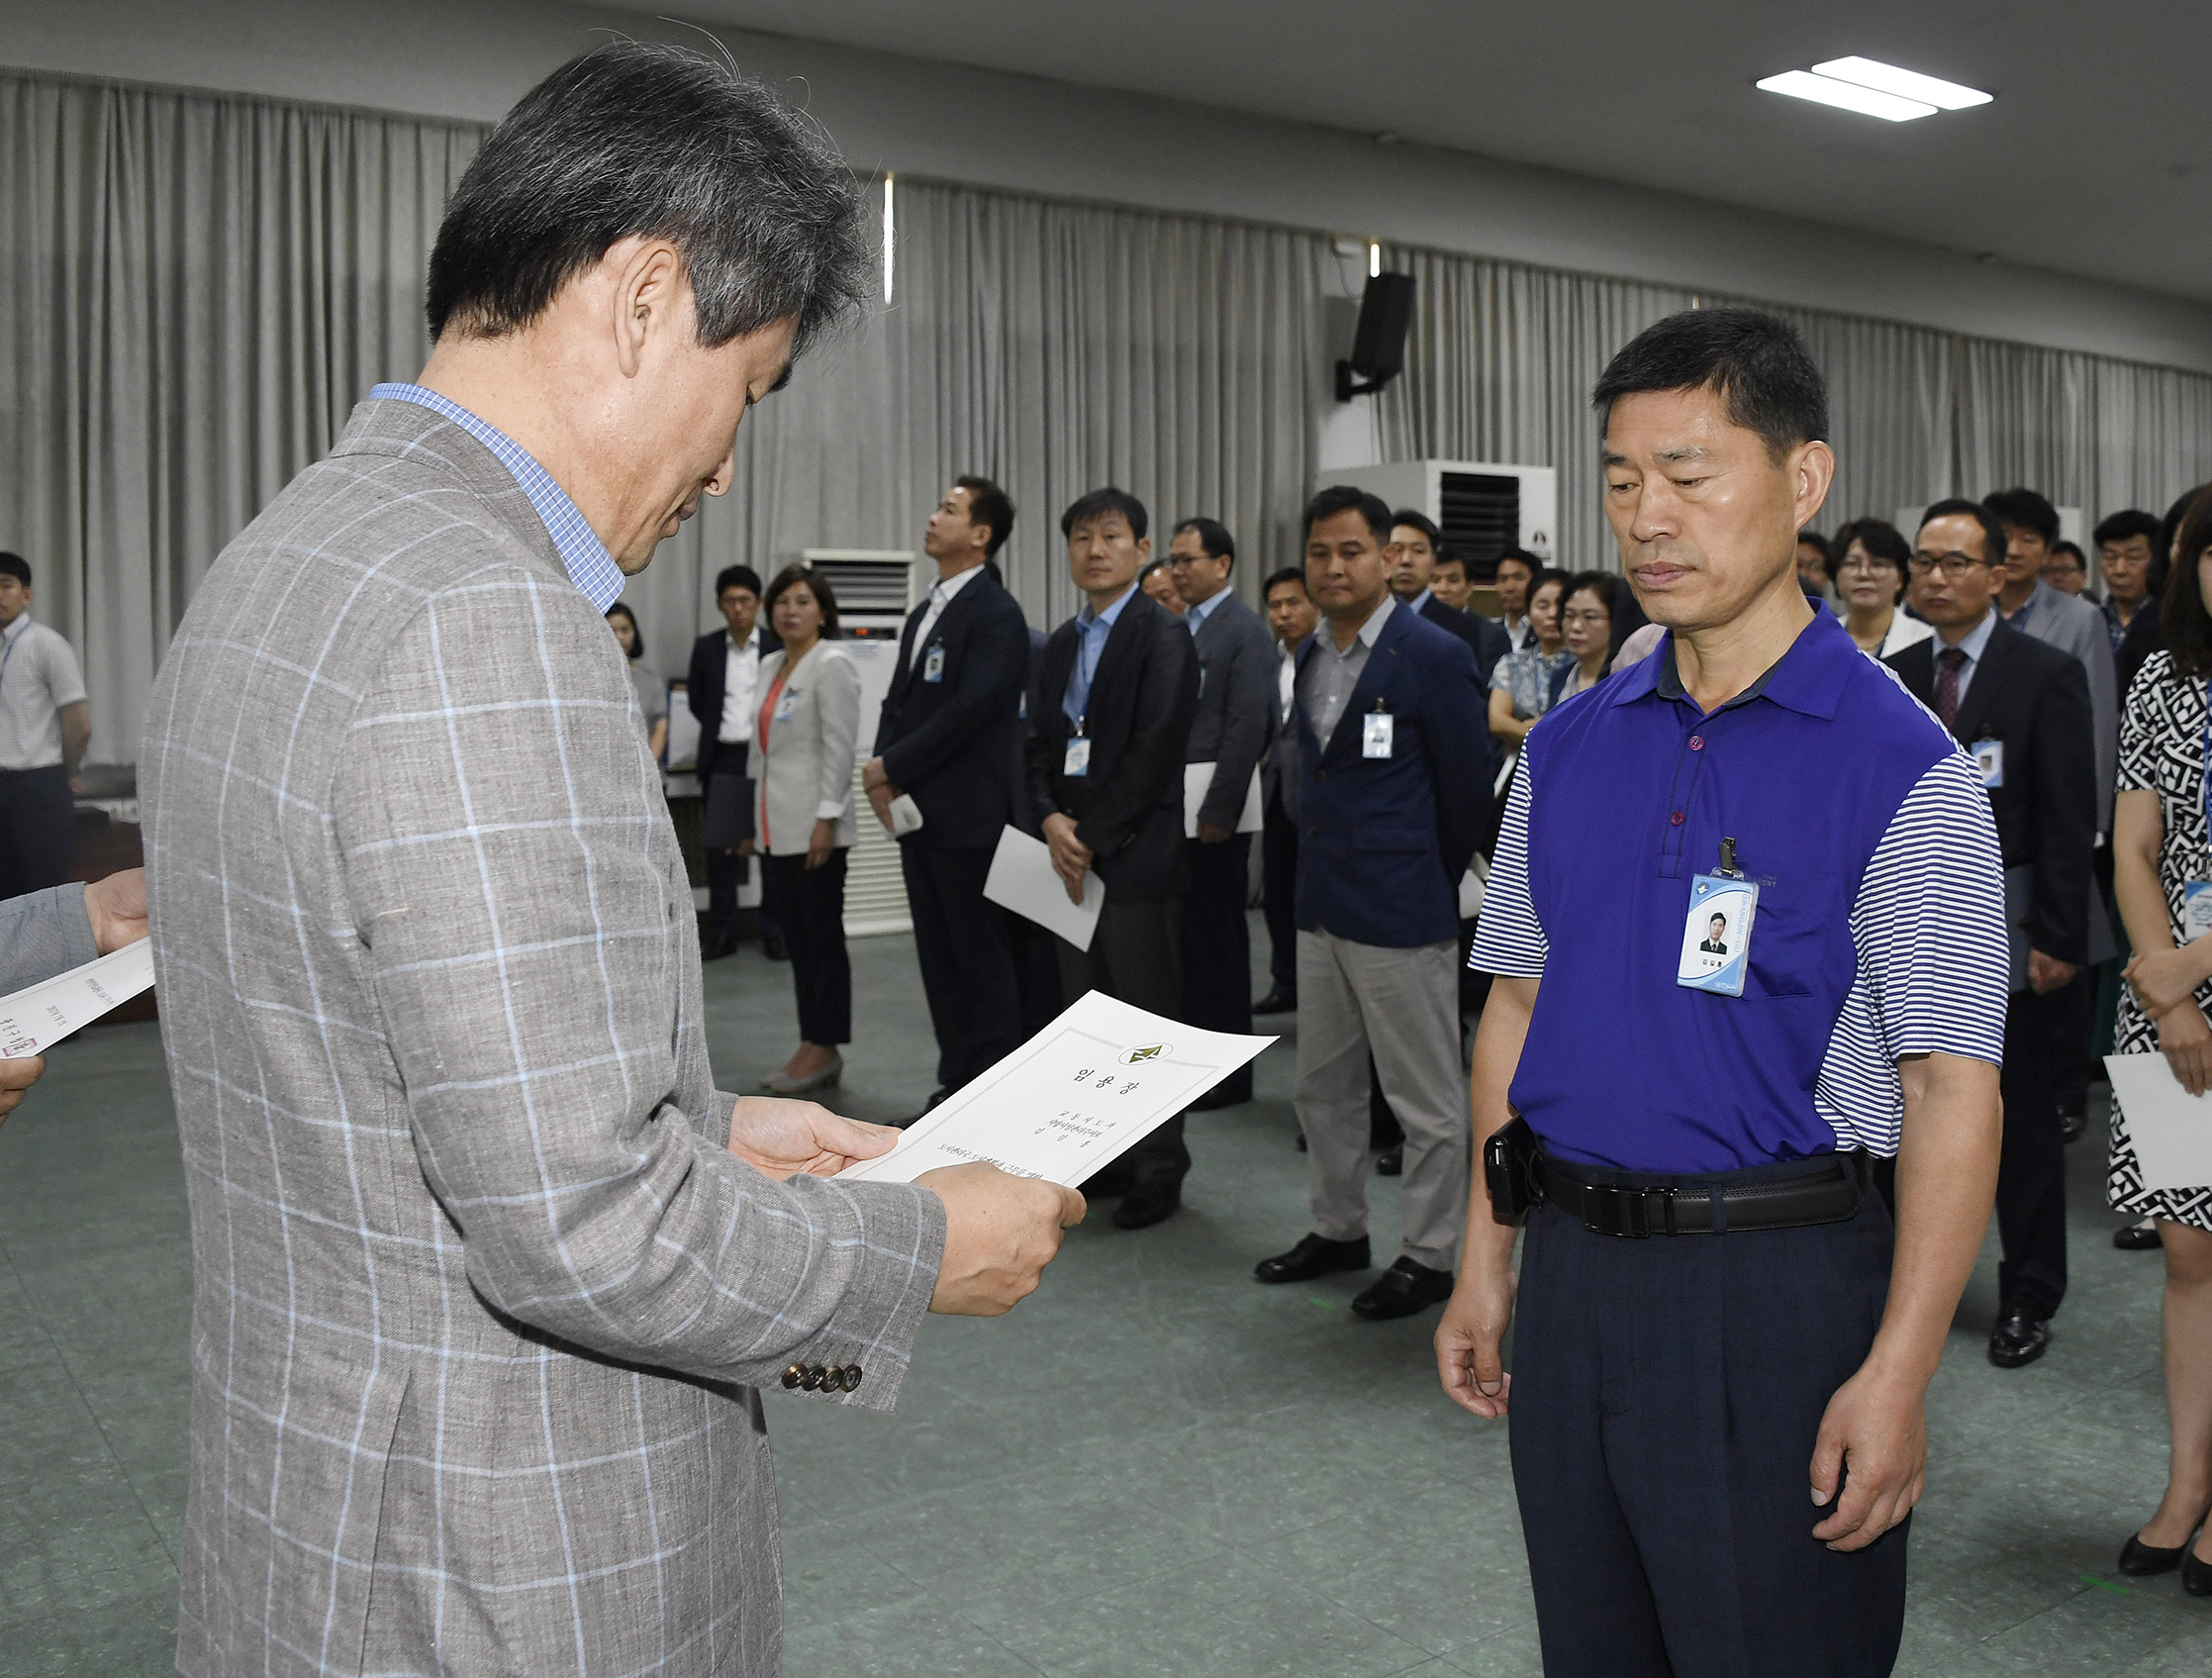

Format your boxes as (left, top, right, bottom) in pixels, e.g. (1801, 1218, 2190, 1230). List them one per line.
(1025, 487, 1201, 1229)
(865, 477, 1032, 1114)
(1888, 496, 2097, 1370)
(1253, 485, 1490, 1320)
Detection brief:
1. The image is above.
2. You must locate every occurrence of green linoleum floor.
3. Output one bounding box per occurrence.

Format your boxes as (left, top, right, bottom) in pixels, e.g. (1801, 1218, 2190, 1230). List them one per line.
(3, 920, 2208, 1675)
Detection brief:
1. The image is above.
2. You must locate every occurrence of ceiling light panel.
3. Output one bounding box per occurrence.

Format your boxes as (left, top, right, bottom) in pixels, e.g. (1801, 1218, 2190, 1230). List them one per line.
(1756, 69, 1935, 122)
(1812, 56, 1992, 111)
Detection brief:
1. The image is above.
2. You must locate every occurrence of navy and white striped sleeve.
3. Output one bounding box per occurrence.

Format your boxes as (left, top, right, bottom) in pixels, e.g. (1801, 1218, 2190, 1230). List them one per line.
(1469, 757, 1546, 977)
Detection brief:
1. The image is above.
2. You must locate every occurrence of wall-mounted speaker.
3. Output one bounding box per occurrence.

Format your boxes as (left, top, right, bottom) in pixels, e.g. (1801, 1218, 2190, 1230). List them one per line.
(1336, 272, 1416, 402)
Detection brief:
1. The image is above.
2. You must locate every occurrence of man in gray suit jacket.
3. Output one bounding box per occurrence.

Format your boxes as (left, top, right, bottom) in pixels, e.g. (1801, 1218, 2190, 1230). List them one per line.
(0, 868, 144, 1124)
(141, 46, 1080, 1678)
(1168, 518, 1277, 1116)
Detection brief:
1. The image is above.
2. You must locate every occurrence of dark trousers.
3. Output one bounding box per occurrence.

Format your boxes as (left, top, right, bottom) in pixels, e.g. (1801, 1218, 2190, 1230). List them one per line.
(1997, 984, 2070, 1319)
(1055, 897, 1190, 1189)
(0, 765, 73, 900)
(704, 755, 755, 939)
(1260, 792, 1298, 997)
(1512, 1168, 1905, 1677)
(759, 850, 851, 1045)
(1007, 906, 1066, 1039)
(1182, 833, 1254, 1103)
(2050, 965, 2095, 1116)
(903, 841, 1021, 1093)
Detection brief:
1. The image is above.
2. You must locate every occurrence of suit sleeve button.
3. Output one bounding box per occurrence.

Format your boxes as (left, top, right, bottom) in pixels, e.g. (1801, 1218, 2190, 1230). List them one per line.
(801, 1366, 825, 1391)
(843, 1365, 864, 1391)
(782, 1364, 805, 1390)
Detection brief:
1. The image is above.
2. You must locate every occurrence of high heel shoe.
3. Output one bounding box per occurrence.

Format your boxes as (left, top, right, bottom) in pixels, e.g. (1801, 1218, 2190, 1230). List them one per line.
(763, 1051, 841, 1094)
(2185, 1543, 2212, 1598)
(2119, 1530, 2193, 1577)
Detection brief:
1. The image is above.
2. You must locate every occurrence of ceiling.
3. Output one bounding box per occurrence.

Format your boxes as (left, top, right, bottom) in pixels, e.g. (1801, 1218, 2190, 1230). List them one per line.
(602, 0, 2212, 305)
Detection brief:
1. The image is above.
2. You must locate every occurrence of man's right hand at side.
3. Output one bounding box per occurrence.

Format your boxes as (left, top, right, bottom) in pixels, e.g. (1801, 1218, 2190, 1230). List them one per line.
(918, 1160, 1086, 1316)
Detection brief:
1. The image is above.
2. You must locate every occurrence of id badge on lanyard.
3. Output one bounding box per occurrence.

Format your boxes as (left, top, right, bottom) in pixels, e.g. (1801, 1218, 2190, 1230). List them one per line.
(923, 643, 946, 684)
(773, 687, 799, 723)
(1362, 705, 1395, 759)
(1678, 837, 1758, 998)
(1064, 721, 1092, 778)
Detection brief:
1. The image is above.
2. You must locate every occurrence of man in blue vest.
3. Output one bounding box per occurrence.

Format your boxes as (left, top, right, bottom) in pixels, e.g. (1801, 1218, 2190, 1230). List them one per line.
(1441, 308, 2008, 1675)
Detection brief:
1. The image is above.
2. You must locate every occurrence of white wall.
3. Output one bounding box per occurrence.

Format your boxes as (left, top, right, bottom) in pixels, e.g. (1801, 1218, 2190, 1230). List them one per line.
(10, 0, 2212, 374)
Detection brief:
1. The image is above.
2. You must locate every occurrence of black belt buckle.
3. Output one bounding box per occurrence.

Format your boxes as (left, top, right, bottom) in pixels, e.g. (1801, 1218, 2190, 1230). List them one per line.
(1585, 1184, 1675, 1238)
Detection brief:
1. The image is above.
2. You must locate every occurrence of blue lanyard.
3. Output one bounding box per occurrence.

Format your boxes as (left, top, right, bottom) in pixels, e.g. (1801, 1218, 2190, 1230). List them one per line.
(0, 623, 22, 695)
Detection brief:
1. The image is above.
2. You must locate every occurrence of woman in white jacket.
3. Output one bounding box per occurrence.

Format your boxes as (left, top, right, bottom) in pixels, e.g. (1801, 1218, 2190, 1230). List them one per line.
(753, 566, 860, 1093)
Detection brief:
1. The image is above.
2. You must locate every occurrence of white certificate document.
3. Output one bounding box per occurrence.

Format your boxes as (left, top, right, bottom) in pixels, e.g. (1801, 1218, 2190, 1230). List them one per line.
(842, 990, 1276, 1188)
(2107, 1053, 2212, 1194)
(983, 825, 1103, 951)
(0, 939, 156, 1058)
(1182, 763, 1263, 838)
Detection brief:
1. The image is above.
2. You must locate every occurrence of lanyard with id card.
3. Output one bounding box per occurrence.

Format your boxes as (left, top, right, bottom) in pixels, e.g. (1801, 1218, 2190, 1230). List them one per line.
(1064, 720, 1092, 778)
(923, 643, 946, 683)
(1678, 837, 1758, 998)
(773, 686, 799, 723)
(1362, 703, 1395, 760)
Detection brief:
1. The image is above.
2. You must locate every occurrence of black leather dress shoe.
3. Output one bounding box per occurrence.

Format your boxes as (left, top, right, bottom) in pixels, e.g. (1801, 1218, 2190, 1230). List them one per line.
(1374, 1145, 1403, 1177)
(1351, 1256, 1455, 1321)
(700, 932, 737, 961)
(2119, 1530, 2197, 1576)
(1987, 1304, 2051, 1368)
(2059, 1106, 2087, 1143)
(1112, 1182, 1181, 1230)
(762, 931, 790, 961)
(1254, 1233, 1370, 1284)
(1188, 1078, 1253, 1112)
(1253, 987, 1297, 1016)
(2116, 1219, 2164, 1251)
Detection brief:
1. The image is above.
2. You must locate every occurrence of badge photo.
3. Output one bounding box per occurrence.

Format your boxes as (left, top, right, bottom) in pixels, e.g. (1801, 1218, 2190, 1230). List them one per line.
(1362, 711, 1395, 759)
(1971, 739, 2003, 789)
(1678, 874, 1759, 997)
(923, 643, 947, 684)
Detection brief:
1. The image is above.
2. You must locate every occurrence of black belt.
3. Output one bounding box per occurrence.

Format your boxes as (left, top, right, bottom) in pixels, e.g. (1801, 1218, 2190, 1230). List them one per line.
(1538, 1151, 1870, 1238)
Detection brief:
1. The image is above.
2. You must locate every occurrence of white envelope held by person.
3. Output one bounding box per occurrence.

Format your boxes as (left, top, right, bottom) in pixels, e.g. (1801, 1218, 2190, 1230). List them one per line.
(1182, 763, 1263, 839)
(2106, 1053, 2212, 1194)
(983, 825, 1104, 951)
(0, 939, 156, 1059)
(842, 990, 1276, 1188)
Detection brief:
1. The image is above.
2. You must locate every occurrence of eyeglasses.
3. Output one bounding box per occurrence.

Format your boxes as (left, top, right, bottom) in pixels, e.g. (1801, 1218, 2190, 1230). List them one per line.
(1906, 552, 1992, 579)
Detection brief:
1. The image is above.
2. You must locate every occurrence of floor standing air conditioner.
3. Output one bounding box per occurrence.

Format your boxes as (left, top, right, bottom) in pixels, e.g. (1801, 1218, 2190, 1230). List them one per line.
(1323, 460, 1559, 579)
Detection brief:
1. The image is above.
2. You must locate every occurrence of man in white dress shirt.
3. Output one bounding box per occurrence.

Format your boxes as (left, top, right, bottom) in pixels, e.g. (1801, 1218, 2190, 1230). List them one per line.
(0, 552, 90, 901)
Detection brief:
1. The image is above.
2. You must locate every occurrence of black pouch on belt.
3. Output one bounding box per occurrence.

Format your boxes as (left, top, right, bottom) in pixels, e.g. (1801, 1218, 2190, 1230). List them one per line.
(1484, 1116, 1543, 1223)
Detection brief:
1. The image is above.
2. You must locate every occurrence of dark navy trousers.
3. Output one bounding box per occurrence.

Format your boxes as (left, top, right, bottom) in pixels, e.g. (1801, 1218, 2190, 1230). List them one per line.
(1510, 1168, 1907, 1677)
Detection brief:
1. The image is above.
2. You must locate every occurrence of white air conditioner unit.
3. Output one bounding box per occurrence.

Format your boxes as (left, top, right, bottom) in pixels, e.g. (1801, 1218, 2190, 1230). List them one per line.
(1322, 460, 1558, 579)
(800, 548, 921, 938)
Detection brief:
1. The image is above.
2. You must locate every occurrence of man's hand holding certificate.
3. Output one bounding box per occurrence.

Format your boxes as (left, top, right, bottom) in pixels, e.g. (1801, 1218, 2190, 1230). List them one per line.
(845, 991, 1276, 1189)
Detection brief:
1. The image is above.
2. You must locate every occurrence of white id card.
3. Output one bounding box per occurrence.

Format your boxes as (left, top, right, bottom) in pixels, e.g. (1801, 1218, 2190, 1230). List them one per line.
(923, 644, 946, 683)
(773, 688, 798, 722)
(2185, 881, 2212, 944)
(1063, 735, 1092, 777)
(1971, 739, 2003, 789)
(1362, 712, 1395, 759)
(1678, 873, 1758, 997)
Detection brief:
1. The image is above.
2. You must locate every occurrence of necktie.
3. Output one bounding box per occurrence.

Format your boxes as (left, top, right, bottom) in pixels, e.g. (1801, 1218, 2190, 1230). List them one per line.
(1935, 645, 1967, 732)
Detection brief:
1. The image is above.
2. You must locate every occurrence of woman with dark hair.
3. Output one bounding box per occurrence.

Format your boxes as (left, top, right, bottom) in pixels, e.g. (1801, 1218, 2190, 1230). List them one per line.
(1488, 569, 1574, 748)
(605, 602, 667, 761)
(2106, 489, 2212, 1592)
(1827, 518, 1932, 658)
(1551, 571, 1627, 706)
(752, 565, 858, 1093)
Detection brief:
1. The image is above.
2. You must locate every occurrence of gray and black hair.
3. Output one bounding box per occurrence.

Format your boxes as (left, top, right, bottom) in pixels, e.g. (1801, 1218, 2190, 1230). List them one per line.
(427, 42, 871, 355)
(1592, 307, 1828, 463)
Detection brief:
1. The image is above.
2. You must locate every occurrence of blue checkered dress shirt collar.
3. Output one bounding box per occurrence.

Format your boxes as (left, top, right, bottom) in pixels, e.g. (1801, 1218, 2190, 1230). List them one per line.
(368, 383, 626, 612)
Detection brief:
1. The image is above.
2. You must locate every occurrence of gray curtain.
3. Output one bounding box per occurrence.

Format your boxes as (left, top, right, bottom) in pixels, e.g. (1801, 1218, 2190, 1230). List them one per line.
(10, 63, 2212, 763)
(1, 69, 481, 760)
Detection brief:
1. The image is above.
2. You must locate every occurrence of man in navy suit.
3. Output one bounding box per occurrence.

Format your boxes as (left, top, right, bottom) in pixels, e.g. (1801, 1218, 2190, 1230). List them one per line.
(687, 565, 781, 958)
(1026, 488, 1202, 1229)
(864, 478, 1032, 1114)
(1255, 486, 1490, 1320)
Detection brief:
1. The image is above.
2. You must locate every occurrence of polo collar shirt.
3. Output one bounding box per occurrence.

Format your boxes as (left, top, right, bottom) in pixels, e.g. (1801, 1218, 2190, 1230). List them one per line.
(1470, 608, 2009, 1173)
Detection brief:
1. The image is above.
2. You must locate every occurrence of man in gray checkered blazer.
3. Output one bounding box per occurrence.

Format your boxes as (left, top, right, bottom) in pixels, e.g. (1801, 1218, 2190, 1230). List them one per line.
(142, 45, 1081, 1677)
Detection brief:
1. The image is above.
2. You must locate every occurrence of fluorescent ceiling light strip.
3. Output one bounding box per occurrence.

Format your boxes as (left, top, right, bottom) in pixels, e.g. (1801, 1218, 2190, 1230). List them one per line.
(1755, 70, 1935, 123)
(1813, 56, 1991, 111)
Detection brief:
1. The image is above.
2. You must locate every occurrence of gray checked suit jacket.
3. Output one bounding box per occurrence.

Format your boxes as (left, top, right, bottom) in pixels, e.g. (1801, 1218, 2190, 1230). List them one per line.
(142, 398, 947, 1678)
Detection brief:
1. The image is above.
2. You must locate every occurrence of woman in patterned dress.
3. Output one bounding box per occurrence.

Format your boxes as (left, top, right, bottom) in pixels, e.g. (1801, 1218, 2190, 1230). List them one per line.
(2110, 488, 2212, 1591)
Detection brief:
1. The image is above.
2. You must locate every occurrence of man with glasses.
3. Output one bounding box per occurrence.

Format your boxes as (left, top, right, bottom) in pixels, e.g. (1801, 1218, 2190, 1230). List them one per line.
(1167, 516, 1276, 1112)
(1887, 499, 2094, 1370)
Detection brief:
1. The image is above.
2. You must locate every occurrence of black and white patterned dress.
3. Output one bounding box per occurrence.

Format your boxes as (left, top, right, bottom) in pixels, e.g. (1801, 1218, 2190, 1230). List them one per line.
(2109, 650, 2212, 1231)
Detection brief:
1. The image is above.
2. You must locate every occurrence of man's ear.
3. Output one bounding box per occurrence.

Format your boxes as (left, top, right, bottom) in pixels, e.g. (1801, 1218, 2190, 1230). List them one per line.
(1789, 439, 1836, 534)
(611, 238, 687, 379)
